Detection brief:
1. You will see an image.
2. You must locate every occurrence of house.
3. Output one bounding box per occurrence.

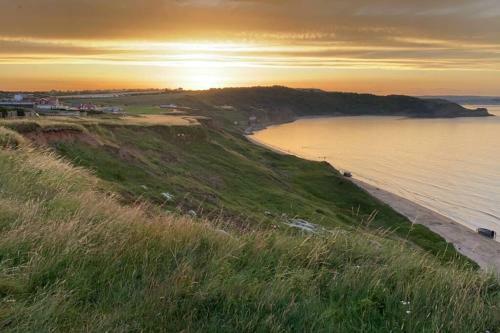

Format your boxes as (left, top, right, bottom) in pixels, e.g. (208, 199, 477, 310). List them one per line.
(79, 103, 97, 111)
(36, 97, 60, 107)
(35, 97, 61, 111)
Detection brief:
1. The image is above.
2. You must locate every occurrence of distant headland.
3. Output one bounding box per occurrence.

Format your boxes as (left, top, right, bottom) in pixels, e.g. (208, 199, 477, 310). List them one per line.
(1, 86, 491, 125)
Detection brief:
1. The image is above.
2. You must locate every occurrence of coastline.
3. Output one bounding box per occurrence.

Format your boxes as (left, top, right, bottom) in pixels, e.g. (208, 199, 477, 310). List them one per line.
(247, 133, 500, 273)
(353, 179, 500, 272)
(245, 134, 293, 155)
(246, 108, 494, 135)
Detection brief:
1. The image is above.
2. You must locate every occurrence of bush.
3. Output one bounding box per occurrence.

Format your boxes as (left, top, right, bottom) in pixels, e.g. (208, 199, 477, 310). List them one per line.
(0, 120, 41, 133)
(0, 126, 27, 148)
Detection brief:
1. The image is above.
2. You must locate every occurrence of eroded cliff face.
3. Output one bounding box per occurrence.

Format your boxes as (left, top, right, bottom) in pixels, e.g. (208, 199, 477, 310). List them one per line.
(24, 129, 100, 146)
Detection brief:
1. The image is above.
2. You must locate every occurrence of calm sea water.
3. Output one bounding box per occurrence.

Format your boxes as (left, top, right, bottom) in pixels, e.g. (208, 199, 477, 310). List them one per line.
(252, 105, 500, 235)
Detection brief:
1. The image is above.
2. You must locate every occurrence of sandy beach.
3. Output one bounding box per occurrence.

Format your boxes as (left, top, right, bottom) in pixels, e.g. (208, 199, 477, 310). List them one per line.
(353, 179, 500, 272)
(248, 134, 500, 273)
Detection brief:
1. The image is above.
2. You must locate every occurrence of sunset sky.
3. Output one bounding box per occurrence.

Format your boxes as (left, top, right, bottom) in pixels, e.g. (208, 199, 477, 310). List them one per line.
(1, 0, 500, 95)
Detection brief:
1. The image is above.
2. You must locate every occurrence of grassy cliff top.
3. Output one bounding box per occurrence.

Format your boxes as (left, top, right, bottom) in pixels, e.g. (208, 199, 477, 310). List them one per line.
(0, 124, 498, 331)
(14, 117, 466, 261)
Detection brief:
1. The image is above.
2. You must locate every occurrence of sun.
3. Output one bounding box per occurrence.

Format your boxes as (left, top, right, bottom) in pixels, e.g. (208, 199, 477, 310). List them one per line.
(169, 61, 226, 90)
(185, 71, 224, 90)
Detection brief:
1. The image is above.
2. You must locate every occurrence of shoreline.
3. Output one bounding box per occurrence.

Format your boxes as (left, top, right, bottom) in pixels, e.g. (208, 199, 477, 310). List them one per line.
(353, 179, 500, 272)
(247, 110, 494, 134)
(247, 133, 500, 272)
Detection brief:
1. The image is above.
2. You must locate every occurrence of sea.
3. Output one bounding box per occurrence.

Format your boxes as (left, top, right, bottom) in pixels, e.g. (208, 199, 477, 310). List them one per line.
(251, 105, 500, 236)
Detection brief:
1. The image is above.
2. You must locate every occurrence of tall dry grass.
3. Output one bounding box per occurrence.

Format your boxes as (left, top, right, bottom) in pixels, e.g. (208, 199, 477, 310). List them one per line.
(0, 127, 27, 149)
(0, 140, 498, 332)
(0, 119, 86, 134)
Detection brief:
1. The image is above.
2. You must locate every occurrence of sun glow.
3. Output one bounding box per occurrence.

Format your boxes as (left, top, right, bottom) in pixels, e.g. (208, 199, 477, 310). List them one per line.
(2, 36, 500, 94)
(173, 65, 227, 90)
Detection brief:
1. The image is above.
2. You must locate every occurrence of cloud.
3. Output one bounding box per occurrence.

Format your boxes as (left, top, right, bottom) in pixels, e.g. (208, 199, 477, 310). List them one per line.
(1, 0, 499, 93)
(0, 0, 498, 44)
(1, 36, 499, 72)
(0, 38, 124, 55)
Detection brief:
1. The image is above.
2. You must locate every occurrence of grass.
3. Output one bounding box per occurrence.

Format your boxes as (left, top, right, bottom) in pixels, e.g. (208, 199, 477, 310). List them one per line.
(123, 105, 165, 114)
(0, 119, 86, 134)
(0, 144, 498, 332)
(0, 127, 27, 149)
(0, 92, 497, 331)
(51, 121, 470, 264)
(64, 92, 251, 129)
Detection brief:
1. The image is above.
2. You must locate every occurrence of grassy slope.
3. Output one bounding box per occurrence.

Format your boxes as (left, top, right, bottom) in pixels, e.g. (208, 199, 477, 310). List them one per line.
(46, 121, 463, 263)
(0, 135, 498, 332)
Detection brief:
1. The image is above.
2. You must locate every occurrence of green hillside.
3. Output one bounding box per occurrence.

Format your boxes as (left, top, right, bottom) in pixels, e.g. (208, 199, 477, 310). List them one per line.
(21, 119, 464, 261)
(0, 110, 498, 331)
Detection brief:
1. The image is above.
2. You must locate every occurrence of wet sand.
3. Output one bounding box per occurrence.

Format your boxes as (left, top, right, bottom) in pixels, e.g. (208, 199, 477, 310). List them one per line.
(353, 179, 500, 272)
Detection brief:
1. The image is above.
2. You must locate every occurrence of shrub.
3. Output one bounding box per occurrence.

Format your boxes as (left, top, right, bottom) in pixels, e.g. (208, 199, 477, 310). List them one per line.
(0, 126, 27, 148)
(0, 120, 41, 133)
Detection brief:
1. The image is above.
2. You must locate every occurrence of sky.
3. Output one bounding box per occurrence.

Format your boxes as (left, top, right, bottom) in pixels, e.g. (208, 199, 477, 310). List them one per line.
(1, 0, 500, 95)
